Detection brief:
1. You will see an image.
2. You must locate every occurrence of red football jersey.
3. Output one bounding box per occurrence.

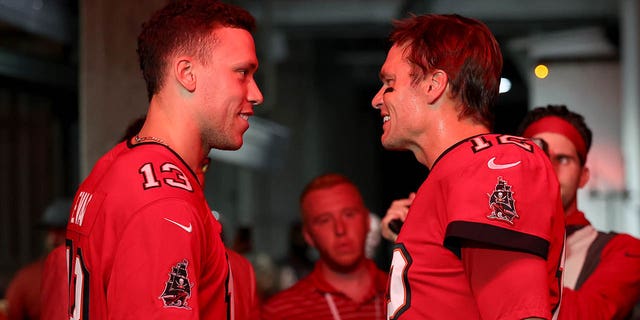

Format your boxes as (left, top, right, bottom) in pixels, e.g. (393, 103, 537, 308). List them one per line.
(66, 141, 228, 319)
(5, 258, 43, 319)
(41, 245, 67, 320)
(387, 134, 565, 320)
(227, 248, 260, 320)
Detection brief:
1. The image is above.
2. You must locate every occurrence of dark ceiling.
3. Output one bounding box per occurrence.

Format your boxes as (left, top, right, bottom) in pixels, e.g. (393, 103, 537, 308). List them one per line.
(0, 0, 620, 132)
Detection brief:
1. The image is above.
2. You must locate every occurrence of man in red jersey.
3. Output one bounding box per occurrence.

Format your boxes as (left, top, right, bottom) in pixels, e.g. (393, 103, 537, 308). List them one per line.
(261, 173, 387, 320)
(372, 14, 565, 319)
(64, 0, 263, 318)
(520, 105, 640, 319)
(5, 198, 70, 320)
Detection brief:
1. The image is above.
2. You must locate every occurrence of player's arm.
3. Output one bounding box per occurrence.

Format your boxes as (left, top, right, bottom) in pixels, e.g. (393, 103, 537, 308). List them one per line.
(559, 234, 640, 320)
(108, 200, 209, 319)
(461, 240, 550, 320)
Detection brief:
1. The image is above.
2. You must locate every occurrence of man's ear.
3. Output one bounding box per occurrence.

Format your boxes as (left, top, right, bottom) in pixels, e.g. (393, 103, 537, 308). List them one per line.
(578, 166, 590, 188)
(175, 57, 196, 92)
(425, 69, 448, 104)
(302, 226, 316, 248)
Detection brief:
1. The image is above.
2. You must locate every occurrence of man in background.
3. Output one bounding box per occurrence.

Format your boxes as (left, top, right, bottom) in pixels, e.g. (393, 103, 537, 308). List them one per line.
(520, 104, 640, 319)
(5, 198, 70, 320)
(261, 173, 386, 319)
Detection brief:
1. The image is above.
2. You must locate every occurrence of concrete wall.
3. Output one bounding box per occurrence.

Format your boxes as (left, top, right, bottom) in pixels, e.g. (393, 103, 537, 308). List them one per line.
(530, 61, 639, 236)
(80, 1, 164, 177)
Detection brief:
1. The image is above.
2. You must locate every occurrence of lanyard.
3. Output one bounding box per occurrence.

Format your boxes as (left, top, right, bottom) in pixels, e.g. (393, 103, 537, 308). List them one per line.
(324, 293, 341, 320)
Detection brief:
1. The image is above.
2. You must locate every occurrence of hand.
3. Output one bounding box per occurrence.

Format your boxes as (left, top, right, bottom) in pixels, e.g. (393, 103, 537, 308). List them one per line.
(381, 192, 415, 242)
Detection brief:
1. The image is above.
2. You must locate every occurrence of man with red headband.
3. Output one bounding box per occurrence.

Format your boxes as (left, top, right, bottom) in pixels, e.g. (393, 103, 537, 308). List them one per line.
(519, 104, 640, 319)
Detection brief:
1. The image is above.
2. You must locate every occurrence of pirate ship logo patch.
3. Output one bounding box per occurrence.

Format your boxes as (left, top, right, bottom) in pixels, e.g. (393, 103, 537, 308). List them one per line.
(159, 259, 193, 309)
(487, 177, 519, 225)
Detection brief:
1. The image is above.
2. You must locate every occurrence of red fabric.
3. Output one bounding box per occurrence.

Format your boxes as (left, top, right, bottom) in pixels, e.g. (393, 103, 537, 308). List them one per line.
(41, 245, 67, 320)
(565, 211, 590, 228)
(261, 259, 387, 320)
(559, 233, 640, 319)
(387, 134, 565, 319)
(66, 141, 228, 319)
(522, 116, 587, 163)
(6, 258, 44, 319)
(227, 249, 260, 320)
(462, 243, 550, 320)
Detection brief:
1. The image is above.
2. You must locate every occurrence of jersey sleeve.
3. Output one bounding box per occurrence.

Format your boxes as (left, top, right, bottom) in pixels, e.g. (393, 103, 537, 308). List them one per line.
(443, 146, 560, 259)
(462, 242, 551, 319)
(560, 234, 640, 319)
(107, 198, 216, 319)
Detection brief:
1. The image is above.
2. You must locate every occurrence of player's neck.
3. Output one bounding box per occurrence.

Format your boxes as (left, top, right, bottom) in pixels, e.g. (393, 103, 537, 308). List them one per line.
(142, 97, 209, 174)
(422, 118, 489, 169)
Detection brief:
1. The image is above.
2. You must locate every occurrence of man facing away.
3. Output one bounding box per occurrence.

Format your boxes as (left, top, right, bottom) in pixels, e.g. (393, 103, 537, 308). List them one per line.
(519, 105, 640, 319)
(261, 173, 387, 320)
(372, 14, 565, 319)
(64, 1, 263, 319)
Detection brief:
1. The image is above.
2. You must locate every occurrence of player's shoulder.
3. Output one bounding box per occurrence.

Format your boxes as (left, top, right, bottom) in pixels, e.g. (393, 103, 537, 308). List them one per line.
(463, 133, 542, 156)
(437, 133, 547, 171)
(81, 143, 200, 215)
(83, 142, 175, 183)
(108, 143, 196, 190)
(114, 142, 181, 170)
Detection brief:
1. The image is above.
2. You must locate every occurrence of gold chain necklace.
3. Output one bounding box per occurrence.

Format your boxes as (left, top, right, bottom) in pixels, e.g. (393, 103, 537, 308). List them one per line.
(134, 134, 169, 148)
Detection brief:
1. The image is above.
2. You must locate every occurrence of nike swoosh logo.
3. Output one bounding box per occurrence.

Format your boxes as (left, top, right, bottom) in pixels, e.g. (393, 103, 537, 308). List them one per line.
(487, 157, 521, 170)
(164, 218, 192, 233)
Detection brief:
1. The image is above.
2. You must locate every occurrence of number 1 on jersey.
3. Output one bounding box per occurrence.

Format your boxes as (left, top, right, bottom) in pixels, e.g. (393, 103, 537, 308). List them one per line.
(388, 244, 413, 319)
(67, 240, 89, 320)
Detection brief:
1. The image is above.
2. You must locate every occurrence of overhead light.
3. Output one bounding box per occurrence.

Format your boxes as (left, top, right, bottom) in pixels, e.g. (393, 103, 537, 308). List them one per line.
(535, 64, 549, 79)
(499, 77, 511, 93)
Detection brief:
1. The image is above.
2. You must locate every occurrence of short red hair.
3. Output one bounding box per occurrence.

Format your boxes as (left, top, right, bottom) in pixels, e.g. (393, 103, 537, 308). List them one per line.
(390, 14, 503, 129)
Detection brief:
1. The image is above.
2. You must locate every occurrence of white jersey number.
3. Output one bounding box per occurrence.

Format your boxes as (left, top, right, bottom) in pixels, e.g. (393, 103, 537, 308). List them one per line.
(67, 241, 89, 320)
(470, 135, 535, 153)
(139, 162, 193, 191)
(388, 244, 413, 320)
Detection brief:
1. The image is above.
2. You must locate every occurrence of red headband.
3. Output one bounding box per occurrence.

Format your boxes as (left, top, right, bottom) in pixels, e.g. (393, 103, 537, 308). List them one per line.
(522, 116, 587, 163)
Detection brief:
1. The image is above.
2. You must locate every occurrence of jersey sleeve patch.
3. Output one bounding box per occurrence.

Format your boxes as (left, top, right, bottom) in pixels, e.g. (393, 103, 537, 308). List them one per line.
(487, 177, 519, 225)
(159, 259, 194, 310)
(444, 221, 550, 259)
